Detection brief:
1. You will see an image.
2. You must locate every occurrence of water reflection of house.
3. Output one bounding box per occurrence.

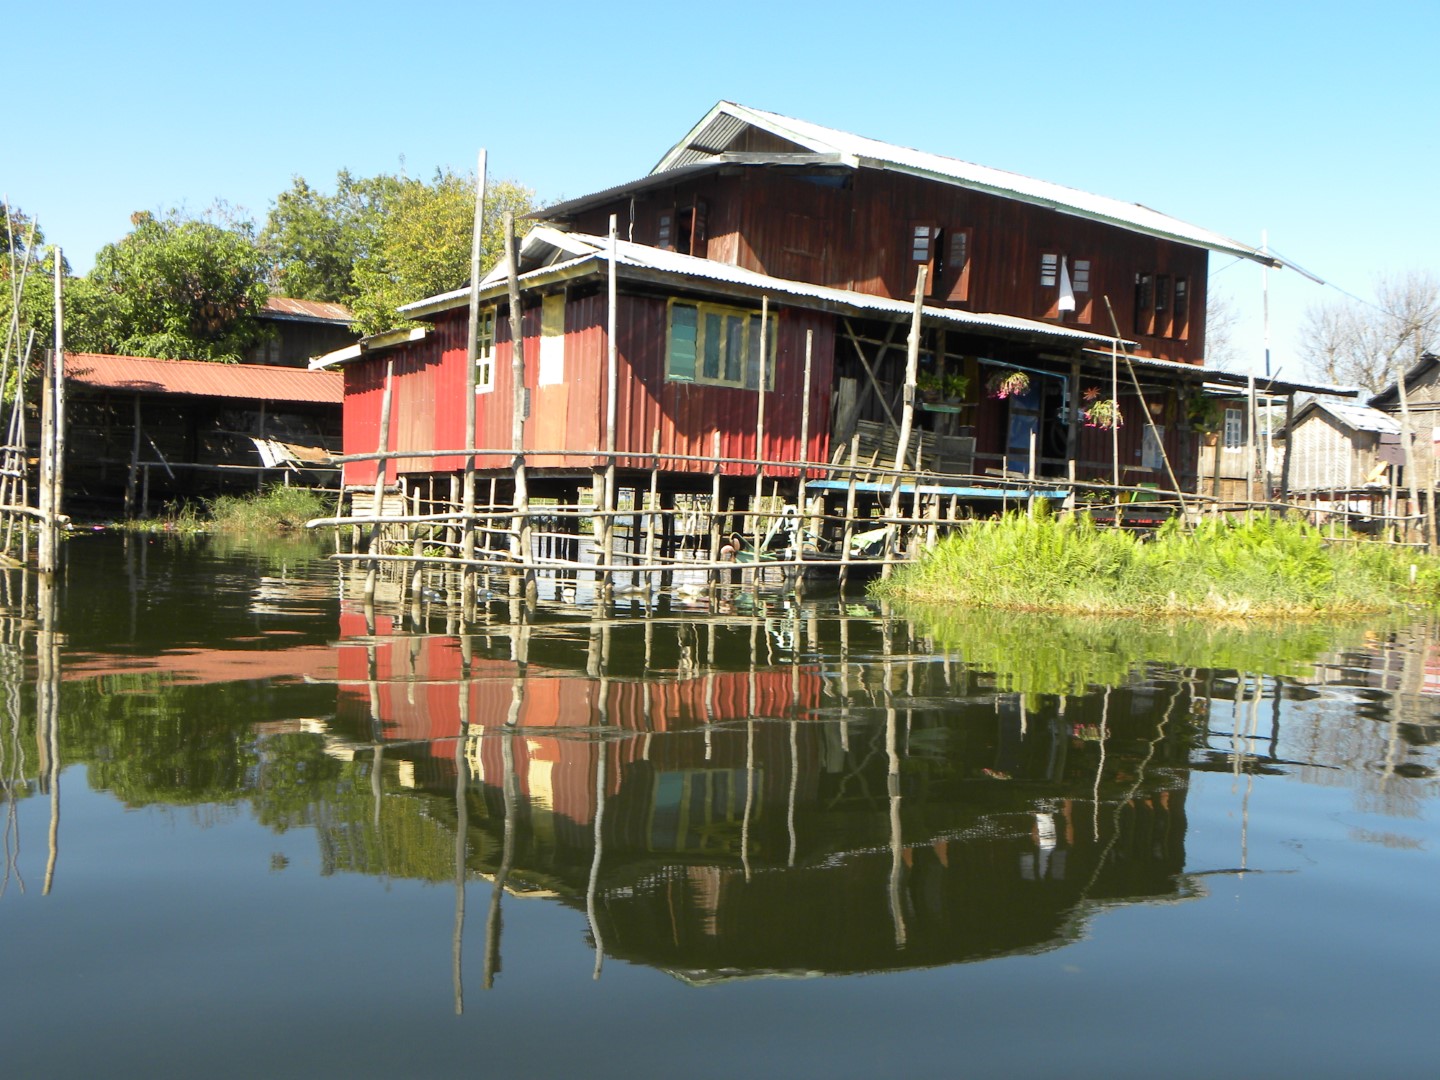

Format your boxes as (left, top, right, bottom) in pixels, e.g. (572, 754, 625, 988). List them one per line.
(325, 613, 1196, 978)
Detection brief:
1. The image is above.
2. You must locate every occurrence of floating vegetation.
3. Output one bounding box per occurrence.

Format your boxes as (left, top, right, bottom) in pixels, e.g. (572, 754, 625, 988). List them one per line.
(874, 509, 1440, 617)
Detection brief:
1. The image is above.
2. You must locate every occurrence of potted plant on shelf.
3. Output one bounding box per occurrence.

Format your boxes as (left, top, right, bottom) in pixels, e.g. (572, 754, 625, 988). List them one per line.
(987, 369, 1029, 400)
(917, 371, 944, 404)
(942, 372, 969, 404)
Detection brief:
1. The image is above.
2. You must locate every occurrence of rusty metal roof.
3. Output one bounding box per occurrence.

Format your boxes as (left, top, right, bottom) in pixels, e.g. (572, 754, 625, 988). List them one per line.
(65, 353, 343, 405)
(262, 296, 354, 324)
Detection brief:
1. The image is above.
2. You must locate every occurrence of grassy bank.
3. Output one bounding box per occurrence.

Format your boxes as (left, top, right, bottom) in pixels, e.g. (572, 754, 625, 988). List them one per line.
(122, 486, 332, 535)
(872, 510, 1440, 616)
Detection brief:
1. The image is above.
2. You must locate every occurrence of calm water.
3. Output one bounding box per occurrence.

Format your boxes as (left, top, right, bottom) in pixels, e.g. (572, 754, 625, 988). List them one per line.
(2, 535, 1438, 1078)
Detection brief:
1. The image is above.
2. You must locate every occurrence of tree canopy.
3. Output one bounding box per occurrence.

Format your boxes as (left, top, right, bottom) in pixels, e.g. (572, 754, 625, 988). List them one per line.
(266, 167, 538, 335)
(67, 207, 271, 362)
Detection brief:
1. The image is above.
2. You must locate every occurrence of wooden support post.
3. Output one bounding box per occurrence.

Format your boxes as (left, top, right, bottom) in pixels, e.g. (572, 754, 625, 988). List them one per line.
(839, 433, 860, 592)
(645, 430, 660, 567)
(504, 212, 532, 603)
(884, 267, 926, 579)
(751, 296, 770, 553)
(708, 431, 722, 583)
(1280, 391, 1295, 504)
(364, 358, 395, 602)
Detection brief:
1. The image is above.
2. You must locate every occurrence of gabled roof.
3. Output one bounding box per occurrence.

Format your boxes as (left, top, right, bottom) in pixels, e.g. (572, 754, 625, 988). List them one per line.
(1368, 353, 1440, 409)
(648, 101, 1279, 267)
(262, 296, 354, 325)
(1288, 399, 1400, 435)
(65, 353, 343, 405)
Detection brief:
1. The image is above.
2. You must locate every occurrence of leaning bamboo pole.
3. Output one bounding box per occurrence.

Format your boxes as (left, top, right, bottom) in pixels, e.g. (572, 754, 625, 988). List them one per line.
(461, 150, 488, 602)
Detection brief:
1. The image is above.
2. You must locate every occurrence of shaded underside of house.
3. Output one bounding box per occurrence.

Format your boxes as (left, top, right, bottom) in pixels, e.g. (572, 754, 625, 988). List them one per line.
(62, 353, 343, 514)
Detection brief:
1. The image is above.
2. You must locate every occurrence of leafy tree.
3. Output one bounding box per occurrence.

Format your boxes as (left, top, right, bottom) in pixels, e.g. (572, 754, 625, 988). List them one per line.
(68, 206, 271, 362)
(263, 167, 537, 335)
(262, 170, 400, 303)
(1301, 270, 1440, 395)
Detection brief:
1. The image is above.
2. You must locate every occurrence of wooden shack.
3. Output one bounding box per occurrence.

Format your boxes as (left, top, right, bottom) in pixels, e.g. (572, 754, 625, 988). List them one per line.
(63, 352, 343, 515)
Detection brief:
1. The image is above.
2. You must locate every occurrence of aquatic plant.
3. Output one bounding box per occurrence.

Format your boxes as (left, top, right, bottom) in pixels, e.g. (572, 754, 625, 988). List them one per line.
(207, 485, 333, 534)
(874, 508, 1440, 617)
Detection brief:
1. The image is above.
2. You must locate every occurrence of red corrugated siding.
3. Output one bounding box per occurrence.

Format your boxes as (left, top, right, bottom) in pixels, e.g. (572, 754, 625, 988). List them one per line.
(346, 294, 836, 483)
(615, 296, 834, 476)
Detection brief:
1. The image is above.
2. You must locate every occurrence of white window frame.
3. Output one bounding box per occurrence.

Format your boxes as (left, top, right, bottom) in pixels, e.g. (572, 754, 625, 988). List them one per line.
(1223, 407, 1245, 451)
(475, 306, 496, 394)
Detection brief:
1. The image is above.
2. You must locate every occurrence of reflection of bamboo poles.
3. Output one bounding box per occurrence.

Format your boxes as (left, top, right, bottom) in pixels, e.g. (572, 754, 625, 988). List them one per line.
(37, 573, 60, 893)
(483, 714, 519, 990)
(452, 688, 469, 1014)
(586, 668, 607, 981)
(886, 705, 906, 949)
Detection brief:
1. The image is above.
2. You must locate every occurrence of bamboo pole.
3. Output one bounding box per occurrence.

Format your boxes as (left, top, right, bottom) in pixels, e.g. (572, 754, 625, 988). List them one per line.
(364, 358, 395, 600)
(751, 296, 770, 552)
(461, 150, 488, 599)
(504, 212, 532, 601)
(796, 328, 813, 571)
(883, 266, 926, 578)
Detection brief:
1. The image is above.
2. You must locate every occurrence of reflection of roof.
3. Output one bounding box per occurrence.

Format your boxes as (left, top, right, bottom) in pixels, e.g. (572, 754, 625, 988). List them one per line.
(262, 296, 353, 324)
(65, 353, 343, 405)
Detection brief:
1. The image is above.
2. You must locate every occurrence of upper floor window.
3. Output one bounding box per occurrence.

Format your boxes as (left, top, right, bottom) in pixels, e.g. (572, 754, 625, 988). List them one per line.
(665, 300, 777, 389)
(944, 228, 973, 302)
(1134, 273, 1155, 336)
(909, 223, 938, 296)
(659, 201, 708, 256)
(1041, 253, 1093, 323)
(1173, 277, 1191, 341)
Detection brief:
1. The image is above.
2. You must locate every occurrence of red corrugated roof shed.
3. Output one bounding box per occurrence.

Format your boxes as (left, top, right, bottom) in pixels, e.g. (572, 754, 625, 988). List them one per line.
(65, 353, 343, 405)
(262, 296, 353, 323)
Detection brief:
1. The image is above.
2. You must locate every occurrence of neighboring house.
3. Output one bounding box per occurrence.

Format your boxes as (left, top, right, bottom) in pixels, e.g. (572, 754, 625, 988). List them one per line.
(1286, 399, 1402, 495)
(63, 352, 343, 514)
(318, 101, 1337, 511)
(247, 297, 357, 368)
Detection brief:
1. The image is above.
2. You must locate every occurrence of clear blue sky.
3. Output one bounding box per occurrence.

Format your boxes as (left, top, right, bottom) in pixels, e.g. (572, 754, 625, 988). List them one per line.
(9, 0, 1437, 382)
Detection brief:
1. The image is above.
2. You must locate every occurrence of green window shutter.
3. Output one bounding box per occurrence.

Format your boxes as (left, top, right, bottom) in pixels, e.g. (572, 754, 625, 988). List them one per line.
(703, 312, 723, 380)
(669, 304, 697, 381)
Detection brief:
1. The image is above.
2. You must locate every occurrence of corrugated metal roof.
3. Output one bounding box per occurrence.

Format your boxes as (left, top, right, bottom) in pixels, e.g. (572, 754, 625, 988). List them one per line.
(402, 227, 1118, 347)
(65, 353, 343, 404)
(262, 296, 354, 324)
(1312, 400, 1401, 434)
(653, 102, 1279, 267)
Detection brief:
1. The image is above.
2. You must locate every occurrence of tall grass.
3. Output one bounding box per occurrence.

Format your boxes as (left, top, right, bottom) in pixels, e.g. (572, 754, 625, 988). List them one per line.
(874, 509, 1440, 616)
(207, 485, 331, 535)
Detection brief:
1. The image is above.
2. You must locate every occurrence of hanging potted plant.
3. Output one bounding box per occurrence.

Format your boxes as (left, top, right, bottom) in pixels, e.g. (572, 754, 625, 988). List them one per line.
(1082, 386, 1123, 430)
(987, 369, 1029, 399)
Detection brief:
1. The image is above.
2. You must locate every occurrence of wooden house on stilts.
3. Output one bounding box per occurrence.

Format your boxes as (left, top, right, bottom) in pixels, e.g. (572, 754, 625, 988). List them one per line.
(319, 102, 1347, 579)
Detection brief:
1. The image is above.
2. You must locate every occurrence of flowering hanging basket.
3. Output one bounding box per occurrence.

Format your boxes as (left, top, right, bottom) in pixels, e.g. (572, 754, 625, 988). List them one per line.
(987, 369, 1030, 400)
(1084, 398, 1123, 430)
